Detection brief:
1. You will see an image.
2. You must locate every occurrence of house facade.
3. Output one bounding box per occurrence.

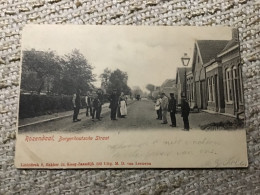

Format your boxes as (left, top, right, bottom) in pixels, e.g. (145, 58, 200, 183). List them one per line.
(203, 58, 225, 113)
(217, 38, 244, 116)
(191, 40, 229, 110)
(160, 79, 177, 98)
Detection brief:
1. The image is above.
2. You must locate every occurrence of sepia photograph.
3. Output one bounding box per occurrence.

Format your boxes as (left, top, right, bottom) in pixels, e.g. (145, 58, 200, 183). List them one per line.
(15, 25, 247, 168)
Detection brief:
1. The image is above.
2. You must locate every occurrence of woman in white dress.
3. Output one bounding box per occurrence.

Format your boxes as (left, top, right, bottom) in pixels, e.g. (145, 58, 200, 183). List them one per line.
(119, 92, 127, 118)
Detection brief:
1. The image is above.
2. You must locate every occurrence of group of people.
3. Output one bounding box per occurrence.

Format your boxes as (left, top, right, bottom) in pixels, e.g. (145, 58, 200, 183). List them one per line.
(155, 93, 190, 130)
(72, 88, 127, 122)
(72, 88, 104, 122)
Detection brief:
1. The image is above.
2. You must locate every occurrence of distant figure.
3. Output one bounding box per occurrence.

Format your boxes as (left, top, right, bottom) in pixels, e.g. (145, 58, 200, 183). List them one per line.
(72, 88, 81, 122)
(119, 92, 127, 118)
(91, 91, 101, 121)
(96, 89, 104, 119)
(161, 93, 169, 124)
(109, 89, 119, 120)
(85, 91, 92, 117)
(155, 94, 162, 120)
(181, 97, 190, 130)
(168, 93, 176, 127)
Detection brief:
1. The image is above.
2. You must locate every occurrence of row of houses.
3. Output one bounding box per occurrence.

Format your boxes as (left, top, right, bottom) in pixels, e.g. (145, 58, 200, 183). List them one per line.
(155, 29, 244, 117)
(176, 29, 244, 117)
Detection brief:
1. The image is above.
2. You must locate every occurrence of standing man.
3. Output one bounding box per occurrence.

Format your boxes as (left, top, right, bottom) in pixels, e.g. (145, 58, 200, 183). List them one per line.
(91, 91, 101, 121)
(181, 97, 190, 130)
(109, 89, 119, 120)
(160, 93, 169, 124)
(85, 91, 92, 117)
(168, 93, 177, 127)
(72, 88, 81, 122)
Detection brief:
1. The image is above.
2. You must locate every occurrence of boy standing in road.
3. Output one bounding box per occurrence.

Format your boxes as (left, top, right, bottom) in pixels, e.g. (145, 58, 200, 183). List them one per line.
(155, 94, 162, 120)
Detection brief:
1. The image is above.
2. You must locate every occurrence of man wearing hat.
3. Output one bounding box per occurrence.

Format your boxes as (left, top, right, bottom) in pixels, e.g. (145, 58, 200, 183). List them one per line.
(168, 93, 177, 127)
(108, 89, 119, 120)
(72, 88, 82, 122)
(181, 96, 190, 130)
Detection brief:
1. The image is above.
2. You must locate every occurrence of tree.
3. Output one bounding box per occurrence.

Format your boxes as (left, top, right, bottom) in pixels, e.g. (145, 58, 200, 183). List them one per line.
(146, 84, 155, 93)
(106, 69, 131, 95)
(58, 49, 95, 95)
(21, 49, 60, 94)
(131, 86, 143, 98)
(100, 68, 111, 93)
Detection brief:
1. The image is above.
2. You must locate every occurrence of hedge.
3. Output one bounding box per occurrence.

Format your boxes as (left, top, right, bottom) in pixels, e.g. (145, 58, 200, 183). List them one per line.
(19, 94, 86, 119)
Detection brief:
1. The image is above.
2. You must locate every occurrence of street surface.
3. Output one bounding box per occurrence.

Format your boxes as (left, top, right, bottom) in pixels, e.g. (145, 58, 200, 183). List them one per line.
(19, 99, 236, 133)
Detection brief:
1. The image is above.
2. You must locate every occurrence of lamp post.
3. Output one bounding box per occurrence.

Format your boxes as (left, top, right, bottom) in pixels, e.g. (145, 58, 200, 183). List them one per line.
(181, 53, 190, 98)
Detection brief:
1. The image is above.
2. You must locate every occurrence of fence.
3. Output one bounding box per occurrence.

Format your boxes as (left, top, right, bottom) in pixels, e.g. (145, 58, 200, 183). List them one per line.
(19, 94, 87, 119)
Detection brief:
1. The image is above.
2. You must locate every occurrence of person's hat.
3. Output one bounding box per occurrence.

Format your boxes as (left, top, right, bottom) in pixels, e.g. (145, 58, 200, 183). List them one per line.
(170, 93, 174, 96)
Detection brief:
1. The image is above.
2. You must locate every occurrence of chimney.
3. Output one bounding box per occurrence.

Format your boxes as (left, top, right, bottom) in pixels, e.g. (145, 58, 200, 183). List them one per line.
(232, 28, 239, 42)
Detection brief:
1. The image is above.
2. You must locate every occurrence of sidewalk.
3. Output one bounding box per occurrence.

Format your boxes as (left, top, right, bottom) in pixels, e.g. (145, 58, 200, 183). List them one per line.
(19, 101, 135, 128)
(18, 103, 110, 128)
(201, 109, 244, 120)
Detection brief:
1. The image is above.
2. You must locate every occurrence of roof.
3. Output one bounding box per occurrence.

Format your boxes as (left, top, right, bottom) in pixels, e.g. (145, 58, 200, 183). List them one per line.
(176, 67, 192, 85)
(161, 79, 176, 88)
(217, 39, 239, 57)
(196, 40, 229, 64)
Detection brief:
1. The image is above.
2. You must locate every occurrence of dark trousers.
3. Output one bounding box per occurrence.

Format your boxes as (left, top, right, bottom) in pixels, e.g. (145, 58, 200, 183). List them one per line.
(73, 107, 80, 121)
(99, 106, 102, 116)
(92, 108, 97, 119)
(183, 115, 190, 130)
(157, 109, 162, 119)
(111, 106, 118, 120)
(117, 107, 121, 118)
(96, 106, 102, 119)
(170, 112, 176, 126)
(86, 106, 92, 117)
(96, 106, 101, 119)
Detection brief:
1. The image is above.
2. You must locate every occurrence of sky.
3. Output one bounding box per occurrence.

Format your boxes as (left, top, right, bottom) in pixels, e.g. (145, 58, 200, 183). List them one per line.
(22, 25, 232, 92)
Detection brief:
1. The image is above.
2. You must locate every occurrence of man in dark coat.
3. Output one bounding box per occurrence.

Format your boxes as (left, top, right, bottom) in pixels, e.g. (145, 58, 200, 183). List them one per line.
(181, 97, 190, 130)
(109, 90, 119, 120)
(72, 88, 81, 122)
(168, 93, 177, 127)
(91, 91, 101, 121)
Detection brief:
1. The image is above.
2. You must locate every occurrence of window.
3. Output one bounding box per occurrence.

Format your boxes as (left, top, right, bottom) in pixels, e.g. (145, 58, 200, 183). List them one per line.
(212, 76, 215, 102)
(208, 77, 212, 101)
(226, 68, 233, 102)
(238, 65, 243, 103)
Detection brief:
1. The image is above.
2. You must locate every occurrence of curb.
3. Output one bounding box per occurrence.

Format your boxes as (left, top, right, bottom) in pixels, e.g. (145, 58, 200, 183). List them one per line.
(18, 110, 86, 128)
(18, 101, 136, 128)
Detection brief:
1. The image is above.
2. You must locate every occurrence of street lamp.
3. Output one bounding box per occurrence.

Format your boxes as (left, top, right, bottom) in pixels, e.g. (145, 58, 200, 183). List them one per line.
(181, 53, 190, 98)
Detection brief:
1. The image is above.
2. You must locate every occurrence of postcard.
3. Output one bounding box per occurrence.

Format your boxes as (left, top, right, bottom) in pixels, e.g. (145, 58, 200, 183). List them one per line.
(15, 25, 248, 168)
